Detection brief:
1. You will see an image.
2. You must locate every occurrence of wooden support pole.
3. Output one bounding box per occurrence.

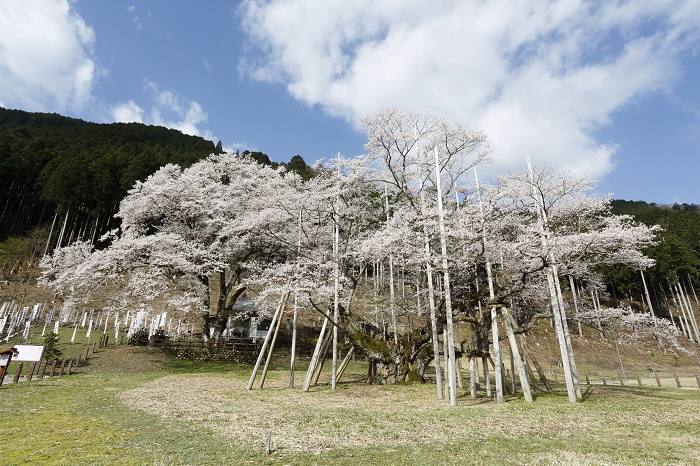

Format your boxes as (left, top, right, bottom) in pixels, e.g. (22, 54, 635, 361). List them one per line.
(526, 365, 542, 394)
(303, 317, 329, 392)
(435, 149, 458, 407)
(59, 360, 66, 376)
(695, 374, 700, 389)
(483, 355, 491, 398)
(569, 275, 583, 336)
(312, 331, 333, 386)
(640, 270, 655, 318)
(674, 283, 693, 340)
(259, 294, 288, 389)
(501, 362, 511, 395)
(247, 292, 288, 391)
(636, 374, 642, 386)
(443, 329, 450, 400)
(336, 346, 355, 382)
(38, 362, 46, 380)
(674, 374, 681, 388)
(655, 373, 661, 387)
(421, 188, 443, 401)
(332, 182, 342, 390)
(523, 341, 553, 393)
(289, 291, 299, 389)
(503, 307, 532, 402)
(50, 360, 57, 377)
(469, 357, 477, 398)
(456, 358, 464, 389)
(13, 362, 23, 383)
(509, 350, 516, 394)
(27, 362, 36, 382)
(679, 281, 700, 342)
(489, 307, 503, 402)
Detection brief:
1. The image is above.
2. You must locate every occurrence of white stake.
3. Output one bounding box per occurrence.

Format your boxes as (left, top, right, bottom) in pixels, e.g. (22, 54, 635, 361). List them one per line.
(420, 186, 443, 400)
(640, 270, 655, 318)
(526, 155, 578, 402)
(474, 167, 503, 402)
(434, 146, 458, 406)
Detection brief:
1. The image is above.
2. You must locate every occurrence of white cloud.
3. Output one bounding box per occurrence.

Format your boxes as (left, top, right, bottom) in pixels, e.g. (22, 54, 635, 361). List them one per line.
(111, 81, 214, 140)
(224, 141, 257, 154)
(0, 0, 97, 112)
(112, 100, 144, 123)
(125, 4, 142, 29)
(239, 0, 700, 178)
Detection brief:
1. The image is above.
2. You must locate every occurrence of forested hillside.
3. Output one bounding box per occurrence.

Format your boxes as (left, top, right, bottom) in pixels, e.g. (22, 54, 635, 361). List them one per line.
(604, 200, 700, 310)
(0, 107, 314, 254)
(0, 107, 217, 241)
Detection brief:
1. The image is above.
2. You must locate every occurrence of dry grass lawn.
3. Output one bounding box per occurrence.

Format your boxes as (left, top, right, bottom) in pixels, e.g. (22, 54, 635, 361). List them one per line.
(119, 363, 700, 463)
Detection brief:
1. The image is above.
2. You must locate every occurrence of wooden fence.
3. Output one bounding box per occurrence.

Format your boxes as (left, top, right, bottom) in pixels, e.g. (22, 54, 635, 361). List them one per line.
(1, 340, 100, 386)
(158, 338, 261, 363)
(584, 372, 700, 389)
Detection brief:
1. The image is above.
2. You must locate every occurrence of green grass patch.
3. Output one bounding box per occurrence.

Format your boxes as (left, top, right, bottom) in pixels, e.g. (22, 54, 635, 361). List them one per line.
(2, 346, 700, 465)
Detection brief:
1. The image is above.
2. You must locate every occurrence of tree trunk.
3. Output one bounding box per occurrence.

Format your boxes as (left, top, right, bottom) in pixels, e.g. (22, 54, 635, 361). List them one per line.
(351, 324, 433, 385)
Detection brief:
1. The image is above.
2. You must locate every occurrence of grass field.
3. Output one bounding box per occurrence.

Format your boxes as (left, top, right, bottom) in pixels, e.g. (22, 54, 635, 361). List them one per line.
(2, 338, 700, 466)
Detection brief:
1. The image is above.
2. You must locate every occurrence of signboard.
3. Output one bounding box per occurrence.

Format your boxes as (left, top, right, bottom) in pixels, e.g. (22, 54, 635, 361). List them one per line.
(12, 345, 45, 362)
(0, 353, 10, 367)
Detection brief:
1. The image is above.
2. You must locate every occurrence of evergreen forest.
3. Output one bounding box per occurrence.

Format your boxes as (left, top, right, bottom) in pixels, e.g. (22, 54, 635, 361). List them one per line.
(0, 107, 314, 258)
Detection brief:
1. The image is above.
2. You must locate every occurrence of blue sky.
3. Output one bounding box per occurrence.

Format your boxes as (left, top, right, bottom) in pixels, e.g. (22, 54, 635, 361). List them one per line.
(1, 1, 699, 204)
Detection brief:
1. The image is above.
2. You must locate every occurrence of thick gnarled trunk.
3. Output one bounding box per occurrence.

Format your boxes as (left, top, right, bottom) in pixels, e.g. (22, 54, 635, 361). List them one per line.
(201, 271, 246, 343)
(351, 325, 434, 385)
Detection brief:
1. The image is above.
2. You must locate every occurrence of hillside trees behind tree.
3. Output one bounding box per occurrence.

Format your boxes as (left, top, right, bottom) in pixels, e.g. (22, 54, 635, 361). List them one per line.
(0, 107, 215, 243)
(598, 200, 700, 313)
(0, 107, 316, 253)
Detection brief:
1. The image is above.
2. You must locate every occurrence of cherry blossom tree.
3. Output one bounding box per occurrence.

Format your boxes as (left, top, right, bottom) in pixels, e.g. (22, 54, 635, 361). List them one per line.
(577, 306, 691, 356)
(476, 161, 660, 401)
(40, 153, 300, 340)
(358, 108, 490, 402)
(38, 110, 665, 408)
